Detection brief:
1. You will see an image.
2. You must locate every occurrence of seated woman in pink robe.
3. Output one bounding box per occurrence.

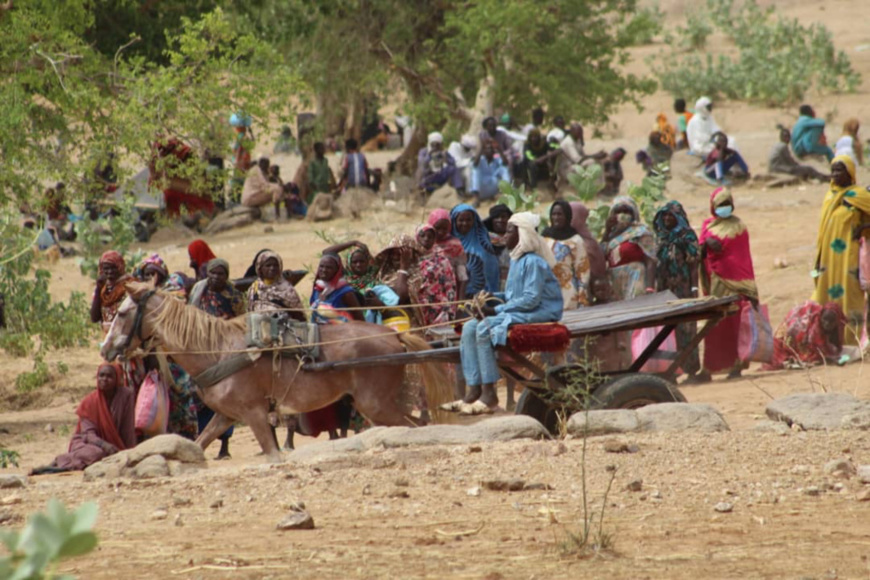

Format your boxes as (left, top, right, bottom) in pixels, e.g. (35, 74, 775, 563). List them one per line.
(32, 363, 136, 474)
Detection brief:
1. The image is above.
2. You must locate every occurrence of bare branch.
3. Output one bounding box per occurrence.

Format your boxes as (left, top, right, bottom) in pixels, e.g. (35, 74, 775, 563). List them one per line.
(113, 36, 141, 89)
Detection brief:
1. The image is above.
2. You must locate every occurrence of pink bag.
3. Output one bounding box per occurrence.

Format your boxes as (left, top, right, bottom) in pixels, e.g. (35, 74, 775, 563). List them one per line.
(135, 370, 169, 437)
(737, 302, 774, 363)
(860, 238, 870, 292)
(631, 326, 679, 373)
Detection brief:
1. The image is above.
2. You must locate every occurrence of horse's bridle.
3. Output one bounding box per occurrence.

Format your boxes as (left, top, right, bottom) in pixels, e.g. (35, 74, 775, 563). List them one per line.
(122, 290, 156, 352)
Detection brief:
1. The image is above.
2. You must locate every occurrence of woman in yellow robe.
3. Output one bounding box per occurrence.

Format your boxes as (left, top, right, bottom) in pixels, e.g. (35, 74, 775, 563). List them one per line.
(811, 155, 870, 344)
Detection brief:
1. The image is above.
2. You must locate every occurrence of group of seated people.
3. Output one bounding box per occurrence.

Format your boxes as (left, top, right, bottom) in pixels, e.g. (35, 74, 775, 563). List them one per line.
(415, 112, 623, 206)
(646, 97, 862, 187)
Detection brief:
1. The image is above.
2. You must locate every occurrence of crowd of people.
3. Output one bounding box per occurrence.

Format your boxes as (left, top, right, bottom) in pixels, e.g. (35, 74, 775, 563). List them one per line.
(28, 96, 870, 473)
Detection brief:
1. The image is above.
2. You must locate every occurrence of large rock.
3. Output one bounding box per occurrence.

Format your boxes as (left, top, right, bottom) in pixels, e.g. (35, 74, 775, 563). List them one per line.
(567, 410, 640, 437)
(566, 403, 729, 437)
(84, 434, 205, 481)
(766, 393, 870, 431)
(133, 455, 170, 479)
(127, 435, 206, 465)
(289, 416, 548, 463)
(636, 403, 729, 433)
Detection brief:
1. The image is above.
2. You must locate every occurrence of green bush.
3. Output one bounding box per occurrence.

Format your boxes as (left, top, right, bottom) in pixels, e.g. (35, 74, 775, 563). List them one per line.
(654, 0, 860, 105)
(0, 449, 20, 469)
(15, 352, 52, 394)
(0, 218, 95, 366)
(0, 499, 99, 580)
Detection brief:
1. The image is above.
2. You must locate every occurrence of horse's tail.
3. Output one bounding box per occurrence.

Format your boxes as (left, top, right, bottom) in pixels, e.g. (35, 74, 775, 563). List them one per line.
(397, 333, 455, 424)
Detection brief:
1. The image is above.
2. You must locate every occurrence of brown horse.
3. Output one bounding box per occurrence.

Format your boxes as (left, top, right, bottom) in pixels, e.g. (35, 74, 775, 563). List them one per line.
(101, 282, 451, 461)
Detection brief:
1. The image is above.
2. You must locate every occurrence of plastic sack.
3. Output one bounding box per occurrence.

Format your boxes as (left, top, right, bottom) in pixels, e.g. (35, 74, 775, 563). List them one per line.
(860, 238, 870, 292)
(737, 302, 774, 364)
(631, 326, 679, 374)
(135, 369, 169, 437)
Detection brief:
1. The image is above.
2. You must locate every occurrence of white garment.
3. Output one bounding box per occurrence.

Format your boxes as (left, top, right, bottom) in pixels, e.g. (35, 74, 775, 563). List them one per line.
(508, 212, 556, 267)
(447, 140, 475, 169)
(835, 135, 857, 166)
(447, 140, 474, 189)
(686, 96, 720, 157)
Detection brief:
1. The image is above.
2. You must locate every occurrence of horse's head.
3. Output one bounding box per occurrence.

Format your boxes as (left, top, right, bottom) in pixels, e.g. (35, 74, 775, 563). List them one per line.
(101, 280, 160, 362)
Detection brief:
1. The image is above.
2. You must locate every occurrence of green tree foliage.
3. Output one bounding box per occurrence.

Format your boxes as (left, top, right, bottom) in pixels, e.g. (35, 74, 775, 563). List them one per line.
(0, 219, 94, 359)
(0, 499, 98, 580)
(88, 0, 219, 63)
(0, 4, 302, 208)
(654, 0, 860, 105)
(234, 0, 656, 137)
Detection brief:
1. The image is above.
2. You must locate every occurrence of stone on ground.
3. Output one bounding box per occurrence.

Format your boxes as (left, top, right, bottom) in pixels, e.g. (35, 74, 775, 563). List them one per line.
(0, 475, 27, 489)
(276, 510, 315, 530)
(766, 393, 870, 431)
(84, 434, 206, 481)
(566, 403, 729, 437)
(289, 416, 548, 463)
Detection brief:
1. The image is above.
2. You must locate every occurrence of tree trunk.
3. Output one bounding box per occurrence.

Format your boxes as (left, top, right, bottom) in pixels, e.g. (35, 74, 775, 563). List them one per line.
(392, 125, 426, 177)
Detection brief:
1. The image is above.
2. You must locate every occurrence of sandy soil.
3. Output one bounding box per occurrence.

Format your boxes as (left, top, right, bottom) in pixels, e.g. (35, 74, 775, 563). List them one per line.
(4, 1, 870, 577)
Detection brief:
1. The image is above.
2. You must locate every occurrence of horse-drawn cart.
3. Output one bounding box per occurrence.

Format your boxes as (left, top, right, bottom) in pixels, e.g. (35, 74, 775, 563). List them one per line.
(300, 291, 740, 432)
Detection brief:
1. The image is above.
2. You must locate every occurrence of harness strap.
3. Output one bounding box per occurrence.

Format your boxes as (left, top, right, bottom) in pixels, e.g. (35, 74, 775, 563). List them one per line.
(192, 350, 262, 389)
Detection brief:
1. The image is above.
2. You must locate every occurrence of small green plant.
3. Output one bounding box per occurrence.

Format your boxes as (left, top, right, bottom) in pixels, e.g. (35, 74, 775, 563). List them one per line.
(540, 339, 618, 556)
(0, 499, 99, 580)
(498, 181, 538, 214)
(675, 10, 713, 50)
(0, 449, 20, 469)
(567, 164, 665, 238)
(312, 229, 340, 245)
(55, 362, 69, 376)
(15, 352, 52, 393)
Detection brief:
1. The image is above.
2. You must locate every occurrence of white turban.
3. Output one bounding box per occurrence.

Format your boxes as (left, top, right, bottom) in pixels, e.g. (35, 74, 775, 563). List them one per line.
(695, 96, 712, 117)
(428, 132, 444, 146)
(508, 212, 556, 267)
(546, 128, 565, 143)
(460, 134, 477, 149)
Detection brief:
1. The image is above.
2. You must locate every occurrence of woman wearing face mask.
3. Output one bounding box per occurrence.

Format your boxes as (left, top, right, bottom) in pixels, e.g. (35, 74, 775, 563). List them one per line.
(696, 188, 759, 382)
(600, 197, 656, 302)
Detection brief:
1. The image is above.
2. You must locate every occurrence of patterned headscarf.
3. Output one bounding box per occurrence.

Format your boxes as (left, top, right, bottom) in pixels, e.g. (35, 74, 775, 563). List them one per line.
(450, 204, 500, 295)
(99, 251, 126, 273)
(206, 258, 230, 275)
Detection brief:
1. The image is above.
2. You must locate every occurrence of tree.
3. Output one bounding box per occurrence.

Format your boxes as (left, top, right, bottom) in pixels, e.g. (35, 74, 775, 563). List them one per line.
(0, 3, 301, 208)
(234, 0, 656, 172)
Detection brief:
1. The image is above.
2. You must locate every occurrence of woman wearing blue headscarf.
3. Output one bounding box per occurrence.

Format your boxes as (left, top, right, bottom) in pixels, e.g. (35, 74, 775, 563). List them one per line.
(450, 204, 501, 297)
(653, 200, 701, 377)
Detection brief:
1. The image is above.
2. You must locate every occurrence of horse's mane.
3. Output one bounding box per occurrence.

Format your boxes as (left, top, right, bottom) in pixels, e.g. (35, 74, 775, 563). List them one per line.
(151, 293, 247, 353)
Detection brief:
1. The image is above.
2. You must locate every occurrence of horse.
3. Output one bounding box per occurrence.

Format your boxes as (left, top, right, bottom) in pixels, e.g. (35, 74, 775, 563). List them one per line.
(101, 281, 451, 461)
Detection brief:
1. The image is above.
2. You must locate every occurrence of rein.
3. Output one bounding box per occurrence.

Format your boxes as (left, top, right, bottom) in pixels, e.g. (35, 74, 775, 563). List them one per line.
(124, 290, 156, 352)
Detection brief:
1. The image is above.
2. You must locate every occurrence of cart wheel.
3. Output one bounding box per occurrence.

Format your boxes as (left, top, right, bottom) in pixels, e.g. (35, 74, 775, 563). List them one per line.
(515, 389, 560, 434)
(589, 373, 686, 410)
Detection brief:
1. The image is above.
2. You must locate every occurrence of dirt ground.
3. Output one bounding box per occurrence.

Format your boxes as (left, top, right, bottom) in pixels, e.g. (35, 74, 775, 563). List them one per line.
(5, 0, 870, 578)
